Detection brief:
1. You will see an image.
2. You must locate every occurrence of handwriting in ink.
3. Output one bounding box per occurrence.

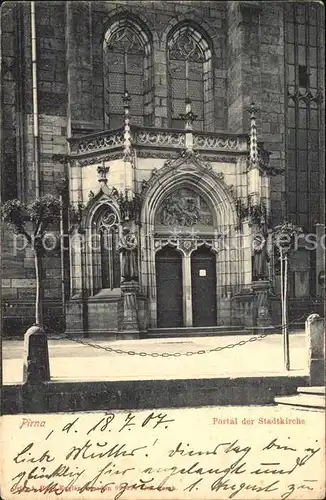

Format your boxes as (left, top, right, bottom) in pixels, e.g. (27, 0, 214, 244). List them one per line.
(118, 413, 136, 432)
(65, 439, 147, 460)
(263, 438, 297, 452)
(62, 417, 79, 434)
(211, 477, 279, 498)
(7, 408, 324, 500)
(141, 412, 175, 429)
(86, 414, 115, 435)
(13, 443, 55, 465)
(11, 463, 85, 492)
(75, 461, 136, 494)
(281, 480, 316, 499)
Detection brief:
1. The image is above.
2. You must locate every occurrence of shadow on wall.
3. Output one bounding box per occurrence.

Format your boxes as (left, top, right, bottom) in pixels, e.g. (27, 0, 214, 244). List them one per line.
(2, 305, 65, 338)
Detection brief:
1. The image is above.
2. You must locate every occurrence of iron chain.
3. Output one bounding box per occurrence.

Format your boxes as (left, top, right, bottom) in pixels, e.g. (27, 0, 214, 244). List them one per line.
(53, 313, 310, 358)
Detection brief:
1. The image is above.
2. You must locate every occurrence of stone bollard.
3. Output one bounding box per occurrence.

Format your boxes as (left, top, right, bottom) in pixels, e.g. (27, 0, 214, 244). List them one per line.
(22, 324, 50, 412)
(305, 314, 325, 386)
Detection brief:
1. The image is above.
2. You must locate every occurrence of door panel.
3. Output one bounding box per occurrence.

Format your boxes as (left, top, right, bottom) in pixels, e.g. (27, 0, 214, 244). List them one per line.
(191, 247, 217, 327)
(156, 247, 183, 328)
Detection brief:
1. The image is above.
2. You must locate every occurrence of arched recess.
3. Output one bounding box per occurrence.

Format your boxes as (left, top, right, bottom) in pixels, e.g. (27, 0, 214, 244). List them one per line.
(83, 196, 121, 296)
(103, 16, 153, 128)
(142, 168, 237, 230)
(166, 22, 214, 131)
(140, 161, 240, 328)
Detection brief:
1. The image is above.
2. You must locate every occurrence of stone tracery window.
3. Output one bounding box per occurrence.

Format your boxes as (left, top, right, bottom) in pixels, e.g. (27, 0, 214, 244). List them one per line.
(103, 20, 153, 129)
(95, 207, 120, 291)
(285, 3, 322, 232)
(167, 25, 213, 131)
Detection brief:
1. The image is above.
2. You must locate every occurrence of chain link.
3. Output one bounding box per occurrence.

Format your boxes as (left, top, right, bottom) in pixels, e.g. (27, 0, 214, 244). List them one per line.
(51, 313, 310, 358)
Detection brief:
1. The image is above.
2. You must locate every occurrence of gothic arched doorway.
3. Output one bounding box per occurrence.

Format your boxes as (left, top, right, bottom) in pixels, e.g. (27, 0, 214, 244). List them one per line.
(191, 246, 217, 326)
(155, 246, 183, 328)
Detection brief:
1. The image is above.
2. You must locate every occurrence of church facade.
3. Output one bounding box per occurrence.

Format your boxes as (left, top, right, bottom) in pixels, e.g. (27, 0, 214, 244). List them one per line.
(1, 1, 324, 337)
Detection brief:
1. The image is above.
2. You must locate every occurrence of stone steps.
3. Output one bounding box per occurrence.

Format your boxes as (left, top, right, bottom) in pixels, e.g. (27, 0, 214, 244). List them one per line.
(147, 326, 252, 337)
(274, 386, 325, 412)
(297, 386, 325, 396)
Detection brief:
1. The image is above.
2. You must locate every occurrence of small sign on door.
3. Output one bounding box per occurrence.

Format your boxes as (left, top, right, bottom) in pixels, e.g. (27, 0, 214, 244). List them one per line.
(199, 269, 206, 277)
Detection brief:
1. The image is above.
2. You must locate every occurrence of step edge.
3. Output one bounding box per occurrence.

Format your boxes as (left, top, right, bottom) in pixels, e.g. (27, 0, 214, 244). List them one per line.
(274, 397, 325, 408)
(297, 386, 325, 395)
(275, 404, 325, 412)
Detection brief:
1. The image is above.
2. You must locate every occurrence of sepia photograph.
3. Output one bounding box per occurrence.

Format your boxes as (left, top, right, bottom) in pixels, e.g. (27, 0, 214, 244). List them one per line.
(0, 1, 325, 498)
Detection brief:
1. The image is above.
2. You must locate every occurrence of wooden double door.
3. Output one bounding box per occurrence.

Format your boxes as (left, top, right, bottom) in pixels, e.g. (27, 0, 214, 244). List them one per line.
(155, 246, 217, 328)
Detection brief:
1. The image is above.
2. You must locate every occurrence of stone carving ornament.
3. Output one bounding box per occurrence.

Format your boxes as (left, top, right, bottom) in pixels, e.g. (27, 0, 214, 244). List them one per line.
(118, 227, 138, 282)
(99, 209, 118, 231)
(78, 131, 124, 154)
(136, 130, 185, 147)
(105, 25, 143, 53)
(169, 30, 204, 62)
(157, 189, 213, 227)
(252, 233, 270, 281)
(194, 135, 241, 150)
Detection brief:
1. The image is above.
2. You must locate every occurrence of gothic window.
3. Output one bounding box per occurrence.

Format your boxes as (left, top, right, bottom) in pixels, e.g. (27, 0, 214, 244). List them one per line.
(103, 20, 153, 129)
(167, 25, 213, 132)
(97, 207, 120, 290)
(285, 3, 322, 232)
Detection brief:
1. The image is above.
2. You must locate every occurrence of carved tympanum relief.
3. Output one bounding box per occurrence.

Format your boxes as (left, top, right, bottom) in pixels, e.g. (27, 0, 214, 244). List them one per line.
(155, 188, 213, 227)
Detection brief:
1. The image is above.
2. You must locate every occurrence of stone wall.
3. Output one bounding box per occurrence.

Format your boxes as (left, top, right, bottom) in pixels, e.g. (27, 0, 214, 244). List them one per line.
(2, 375, 308, 414)
(259, 3, 286, 226)
(36, 2, 66, 117)
(1, 4, 68, 334)
(227, 2, 286, 225)
(2, 110, 68, 335)
(1, 3, 20, 201)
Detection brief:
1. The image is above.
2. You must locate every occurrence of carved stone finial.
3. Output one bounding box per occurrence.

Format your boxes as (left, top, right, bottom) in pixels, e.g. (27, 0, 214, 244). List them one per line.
(248, 101, 259, 119)
(122, 89, 131, 107)
(179, 98, 197, 132)
(248, 102, 259, 170)
(122, 91, 132, 160)
(179, 98, 197, 151)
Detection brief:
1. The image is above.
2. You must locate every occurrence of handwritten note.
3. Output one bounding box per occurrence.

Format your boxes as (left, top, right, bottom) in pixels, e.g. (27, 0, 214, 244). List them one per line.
(0, 406, 325, 499)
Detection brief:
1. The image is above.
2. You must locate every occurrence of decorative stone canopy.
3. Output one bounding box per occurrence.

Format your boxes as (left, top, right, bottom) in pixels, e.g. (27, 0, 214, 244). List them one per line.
(140, 148, 238, 229)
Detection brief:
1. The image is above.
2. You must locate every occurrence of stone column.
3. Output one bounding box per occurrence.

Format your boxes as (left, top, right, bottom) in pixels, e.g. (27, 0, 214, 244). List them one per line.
(120, 281, 140, 339)
(305, 314, 325, 386)
(68, 160, 84, 296)
(66, 159, 88, 334)
(118, 218, 140, 338)
(248, 103, 261, 206)
(261, 172, 271, 214)
(183, 254, 193, 327)
(242, 220, 252, 286)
